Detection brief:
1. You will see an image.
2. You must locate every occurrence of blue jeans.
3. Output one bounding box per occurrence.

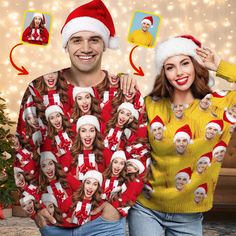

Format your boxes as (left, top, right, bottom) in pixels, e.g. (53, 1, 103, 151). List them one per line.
(40, 216, 126, 236)
(128, 203, 203, 236)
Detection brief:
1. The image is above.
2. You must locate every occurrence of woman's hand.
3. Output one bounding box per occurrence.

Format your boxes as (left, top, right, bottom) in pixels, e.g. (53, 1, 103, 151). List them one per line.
(119, 73, 139, 95)
(196, 47, 221, 72)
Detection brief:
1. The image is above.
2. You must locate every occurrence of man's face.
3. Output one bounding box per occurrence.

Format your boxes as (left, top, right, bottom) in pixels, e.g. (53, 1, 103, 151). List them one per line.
(197, 159, 208, 174)
(175, 175, 188, 191)
(141, 22, 151, 32)
(199, 95, 211, 110)
(172, 104, 184, 119)
(194, 190, 205, 203)
(175, 137, 188, 154)
(213, 149, 226, 162)
(152, 126, 164, 141)
(205, 126, 218, 140)
(66, 31, 105, 73)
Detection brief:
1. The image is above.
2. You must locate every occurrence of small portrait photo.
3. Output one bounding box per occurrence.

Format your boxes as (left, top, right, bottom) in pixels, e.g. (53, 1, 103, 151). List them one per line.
(127, 11, 161, 48)
(21, 10, 52, 46)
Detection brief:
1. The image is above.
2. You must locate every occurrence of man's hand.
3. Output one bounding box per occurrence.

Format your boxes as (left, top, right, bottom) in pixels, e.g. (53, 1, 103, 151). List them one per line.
(119, 73, 139, 95)
(90, 202, 121, 221)
(35, 208, 57, 228)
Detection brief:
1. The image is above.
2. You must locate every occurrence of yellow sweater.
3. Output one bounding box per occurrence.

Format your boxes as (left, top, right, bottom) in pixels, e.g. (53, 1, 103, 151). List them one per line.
(128, 29, 154, 47)
(138, 60, 236, 213)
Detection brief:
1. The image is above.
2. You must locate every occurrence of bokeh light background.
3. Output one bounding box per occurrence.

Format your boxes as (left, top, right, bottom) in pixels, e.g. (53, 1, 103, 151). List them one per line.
(1, 0, 236, 124)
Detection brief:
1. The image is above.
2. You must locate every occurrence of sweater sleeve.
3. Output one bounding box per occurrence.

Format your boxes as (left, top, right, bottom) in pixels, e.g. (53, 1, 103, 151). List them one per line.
(216, 60, 236, 82)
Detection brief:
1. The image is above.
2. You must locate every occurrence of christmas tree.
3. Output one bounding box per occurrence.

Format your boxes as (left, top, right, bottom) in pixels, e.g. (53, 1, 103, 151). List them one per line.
(0, 96, 16, 208)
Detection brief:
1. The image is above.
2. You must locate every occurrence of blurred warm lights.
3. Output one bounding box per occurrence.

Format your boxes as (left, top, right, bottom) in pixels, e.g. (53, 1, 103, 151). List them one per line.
(0, 0, 236, 122)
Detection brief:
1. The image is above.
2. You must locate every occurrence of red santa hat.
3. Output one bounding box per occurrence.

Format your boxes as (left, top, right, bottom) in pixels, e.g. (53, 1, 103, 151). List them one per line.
(41, 193, 58, 208)
(155, 35, 202, 77)
(212, 140, 227, 157)
(83, 170, 103, 186)
(61, 0, 119, 49)
(173, 124, 193, 144)
(223, 109, 236, 124)
(40, 151, 57, 165)
(194, 183, 208, 196)
(127, 158, 145, 174)
(45, 104, 64, 121)
(76, 115, 100, 132)
(20, 192, 35, 205)
(205, 119, 224, 134)
(118, 102, 139, 120)
(141, 16, 153, 27)
(212, 90, 228, 98)
(150, 115, 166, 131)
(197, 152, 212, 166)
(73, 87, 95, 101)
(175, 167, 192, 183)
(110, 150, 127, 162)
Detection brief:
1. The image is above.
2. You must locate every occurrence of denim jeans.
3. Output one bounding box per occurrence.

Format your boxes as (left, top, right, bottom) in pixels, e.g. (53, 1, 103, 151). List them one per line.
(128, 203, 203, 236)
(40, 216, 126, 236)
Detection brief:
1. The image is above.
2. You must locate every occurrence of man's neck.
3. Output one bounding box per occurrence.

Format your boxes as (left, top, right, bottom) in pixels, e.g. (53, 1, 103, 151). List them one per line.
(65, 67, 105, 87)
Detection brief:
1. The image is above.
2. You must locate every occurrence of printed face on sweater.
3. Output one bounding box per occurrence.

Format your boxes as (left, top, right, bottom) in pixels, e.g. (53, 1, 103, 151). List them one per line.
(84, 178, 99, 199)
(21, 199, 35, 215)
(124, 92, 136, 102)
(48, 112, 63, 131)
(33, 16, 42, 27)
(194, 190, 205, 204)
(26, 113, 39, 129)
(152, 126, 164, 141)
(66, 31, 104, 74)
(175, 175, 188, 191)
(43, 72, 58, 90)
(41, 159, 56, 180)
(112, 157, 126, 177)
(76, 92, 92, 114)
(174, 137, 188, 155)
(13, 135, 21, 150)
(15, 172, 26, 188)
(199, 95, 211, 110)
(172, 104, 185, 119)
(117, 109, 133, 127)
(205, 126, 219, 140)
(126, 162, 139, 174)
(196, 159, 209, 174)
(141, 22, 151, 32)
(109, 75, 120, 87)
(45, 202, 55, 216)
(79, 124, 96, 150)
(213, 149, 226, 162)
(164, 55, 195, 92)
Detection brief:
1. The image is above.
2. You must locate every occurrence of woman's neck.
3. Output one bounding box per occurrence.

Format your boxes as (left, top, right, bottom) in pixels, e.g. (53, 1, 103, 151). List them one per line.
(172, 89, 194, 104)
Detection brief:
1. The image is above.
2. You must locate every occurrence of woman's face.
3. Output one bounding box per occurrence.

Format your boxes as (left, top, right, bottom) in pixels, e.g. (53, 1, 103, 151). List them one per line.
(126, 162, 139, 174)
(48, 112, 62, 131)
(76, 92, 92, 114)
(22, 199, 35, 215)
(46, 202, 55, 216)
(34, 16, 42, 27)
(84, 178, 99, 199)
(43, 72, 58, 90)
(79, 124, 96, 150)
(164, 55, 195, 92)
(124, 92, 136, 102)
(176, 176, 188, 191)
(109, 75, 120, 87)
(13, 136, 21, 150)
(112, 157, 126, 177)
(41, 159, 56, 180)
(117, 109, 132, 127)
(197, 160, 208, 174)
(15, 172, 26, 188)
(26, 113, 39, 129)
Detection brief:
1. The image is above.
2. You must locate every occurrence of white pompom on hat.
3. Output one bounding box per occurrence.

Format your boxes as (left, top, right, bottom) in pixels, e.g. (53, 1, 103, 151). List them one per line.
(76, 115, 100, 132)
(83, 170, 103, 186)
(155, 35, 202, 77)
(61, 0, 119, 49)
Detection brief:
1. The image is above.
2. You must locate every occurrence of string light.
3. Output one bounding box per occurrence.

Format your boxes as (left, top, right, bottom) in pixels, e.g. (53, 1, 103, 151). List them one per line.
(0, 0, 235, 121)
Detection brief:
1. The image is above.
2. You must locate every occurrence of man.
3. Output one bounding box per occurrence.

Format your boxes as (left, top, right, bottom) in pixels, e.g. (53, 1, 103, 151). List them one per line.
(14, 0, 147, 235)
(128, 15, 154, 47)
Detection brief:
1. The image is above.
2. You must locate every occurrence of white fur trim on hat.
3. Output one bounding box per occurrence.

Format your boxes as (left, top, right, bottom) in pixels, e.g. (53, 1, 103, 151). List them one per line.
(76, 115, 100, 132)
(155, 37, 201, 77)
(14, 167, 24, 175)
(225, 110, 236, 123)
(45, 105, 64, 121)
(20, 194, 35, 206)
(213, 146, 226, 156)
(175, 172, 190, 181)
(73, 87, 95, 101)
(40, 151, 57, 165)
(197, 157, 211, 166)
(118, 102, 139, 120)
(41, 193, 58, 207)
(141, 19, 152, 26)
(205, 122, 221, 132)
(174, 132, 191, 143)
(111, 150, 127, 162)
(62, 17, 110, 48)
(83, 170, 103, 186)
(33, 13, 43, 20)
(151, 122, 165, 131)
(194, 187, 206, 195)
(127, 159, 145, 174)
(23, 107, 37, 121)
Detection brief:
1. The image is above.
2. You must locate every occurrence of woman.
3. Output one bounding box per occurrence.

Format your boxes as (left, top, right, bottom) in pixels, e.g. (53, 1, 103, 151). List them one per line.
(128, 35, 236, 235)
(22, 12, 49, 45)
